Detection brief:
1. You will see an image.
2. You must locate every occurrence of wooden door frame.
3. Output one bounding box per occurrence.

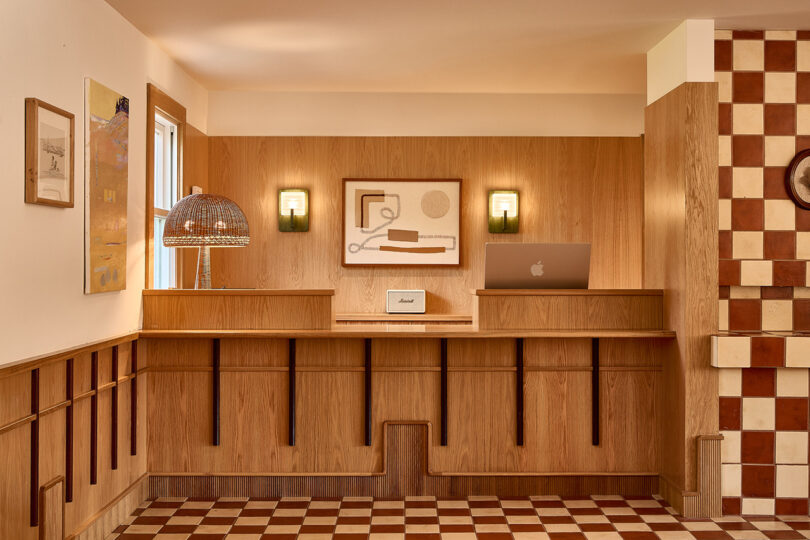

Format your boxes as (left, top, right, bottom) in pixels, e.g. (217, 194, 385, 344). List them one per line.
(146, 83, 186, 289)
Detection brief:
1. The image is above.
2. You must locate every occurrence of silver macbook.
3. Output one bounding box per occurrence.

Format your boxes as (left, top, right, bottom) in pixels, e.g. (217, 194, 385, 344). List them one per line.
(484, 243, 591, 289)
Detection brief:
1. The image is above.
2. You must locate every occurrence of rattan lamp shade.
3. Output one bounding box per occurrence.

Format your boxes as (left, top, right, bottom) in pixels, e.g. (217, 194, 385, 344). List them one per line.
(162, 194, 250, 289)
(163, 194, 250, 247)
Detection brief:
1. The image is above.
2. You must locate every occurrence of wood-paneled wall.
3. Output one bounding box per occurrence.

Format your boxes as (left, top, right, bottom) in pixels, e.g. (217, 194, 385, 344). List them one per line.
(644, 82, 719, 516)
(0, 336, 146, 540)
(207, 137, 644, 314)
(180, 123, 209, 289)
(146, 337, 661, 476)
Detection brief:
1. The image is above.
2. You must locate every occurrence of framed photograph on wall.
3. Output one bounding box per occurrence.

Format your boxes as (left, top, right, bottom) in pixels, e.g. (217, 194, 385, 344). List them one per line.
(342, 178, 461, 266)
(24, 98, 75, 207)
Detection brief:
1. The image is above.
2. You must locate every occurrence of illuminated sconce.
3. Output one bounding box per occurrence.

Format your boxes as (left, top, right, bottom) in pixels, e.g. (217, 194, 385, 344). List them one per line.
(278, 189, 309, 232)
(488, 190, 519, 233)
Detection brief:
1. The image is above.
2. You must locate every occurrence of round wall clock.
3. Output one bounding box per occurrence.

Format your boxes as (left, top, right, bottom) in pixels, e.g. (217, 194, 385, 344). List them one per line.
(786, 149, 810, 210)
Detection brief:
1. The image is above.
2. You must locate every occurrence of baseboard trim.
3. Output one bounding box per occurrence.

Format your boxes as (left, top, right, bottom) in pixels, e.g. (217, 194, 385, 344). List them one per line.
(67, 473, 148, 540)
(659, 435, 723, 518)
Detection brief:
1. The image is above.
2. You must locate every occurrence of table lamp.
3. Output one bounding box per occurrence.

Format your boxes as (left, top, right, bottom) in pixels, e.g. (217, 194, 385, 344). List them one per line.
(162, 193, 250, 289)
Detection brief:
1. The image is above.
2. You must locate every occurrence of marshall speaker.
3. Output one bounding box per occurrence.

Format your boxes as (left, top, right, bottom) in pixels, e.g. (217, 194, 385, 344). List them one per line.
(386, 290, 426, 314)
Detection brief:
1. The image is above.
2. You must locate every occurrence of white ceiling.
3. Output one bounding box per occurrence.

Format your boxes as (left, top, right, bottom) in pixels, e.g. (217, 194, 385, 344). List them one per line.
(106, 0, 810, 94)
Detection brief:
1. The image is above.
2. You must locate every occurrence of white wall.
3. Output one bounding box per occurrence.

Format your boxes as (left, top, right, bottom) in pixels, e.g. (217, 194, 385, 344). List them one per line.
(0, 0, 208, 364)
(646, 19, 715, 105)
(208, 91, 645, 136)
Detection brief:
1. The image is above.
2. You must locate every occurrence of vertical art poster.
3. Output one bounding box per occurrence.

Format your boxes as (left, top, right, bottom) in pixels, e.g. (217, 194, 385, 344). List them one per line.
(85, 79, 129, 293)
(342, 179, 461, 266)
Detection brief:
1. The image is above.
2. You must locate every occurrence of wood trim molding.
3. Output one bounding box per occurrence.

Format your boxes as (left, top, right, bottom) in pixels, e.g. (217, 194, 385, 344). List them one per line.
(146, 83, 187, 290)
(0, 332, 139, 380)
(38, 477, 64, 540)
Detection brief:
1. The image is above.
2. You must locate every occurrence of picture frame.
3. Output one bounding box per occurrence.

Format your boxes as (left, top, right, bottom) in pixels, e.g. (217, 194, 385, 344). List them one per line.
(786, 149, 810, 210)
(25, 98, 75, 207)
(342, 178, 462, 267)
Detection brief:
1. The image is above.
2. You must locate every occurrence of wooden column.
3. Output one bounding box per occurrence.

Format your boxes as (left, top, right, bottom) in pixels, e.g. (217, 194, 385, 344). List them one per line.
(440, 338, 448, 447)
(515, 338, 524, 446)
(130, 340, 138, 456)
(111, 346, 118, 470)
(364, 339, 372, 447)
(592, 338, 600, 446)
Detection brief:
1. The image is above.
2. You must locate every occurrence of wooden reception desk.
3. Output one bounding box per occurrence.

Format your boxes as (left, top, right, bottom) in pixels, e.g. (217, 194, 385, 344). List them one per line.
(138, 288, 671, 498)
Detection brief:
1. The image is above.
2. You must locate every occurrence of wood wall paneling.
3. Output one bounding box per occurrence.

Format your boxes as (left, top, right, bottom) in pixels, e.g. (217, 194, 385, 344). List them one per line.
(180, 123, 209, 289)
(207, 137, 644, 314)
(0, 338, 145, 540)
(644, 82, 719, 516)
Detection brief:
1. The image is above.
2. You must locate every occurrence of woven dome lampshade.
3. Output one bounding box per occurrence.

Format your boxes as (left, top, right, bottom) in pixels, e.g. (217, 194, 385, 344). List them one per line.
(163, 194, 250, 289)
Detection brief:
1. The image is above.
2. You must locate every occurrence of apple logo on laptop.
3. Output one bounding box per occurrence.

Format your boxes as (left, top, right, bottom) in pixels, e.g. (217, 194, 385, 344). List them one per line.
(530, 260, 544, 277)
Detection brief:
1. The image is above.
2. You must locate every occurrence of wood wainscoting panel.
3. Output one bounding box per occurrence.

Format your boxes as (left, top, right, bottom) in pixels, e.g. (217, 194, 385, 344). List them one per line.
(0, 337, 145, 540)
(149, 423, 658, 498)
(39, 477, 64, 540)
(207, 137, 644, 314)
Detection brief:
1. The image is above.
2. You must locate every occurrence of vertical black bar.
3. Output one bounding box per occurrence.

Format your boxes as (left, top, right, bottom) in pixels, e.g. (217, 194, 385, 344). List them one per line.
(111, 346, 118, 470)
(592, 338, 600, 446)
(212, 339, 221, 447)
(440, 338, 448, 446)
(516, 338, 524, 447)
(364, 338, 372, 447)
(90, 351, 98, 485)
(130, 341, 137, 456)
(288, 339, 296, 446)
(30, 368, 39, 527)
(65, 358, 74, 503)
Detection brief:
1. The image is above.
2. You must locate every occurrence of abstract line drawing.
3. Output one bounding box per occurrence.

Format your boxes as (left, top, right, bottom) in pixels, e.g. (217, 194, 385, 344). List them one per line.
(343, 179, 461, 266)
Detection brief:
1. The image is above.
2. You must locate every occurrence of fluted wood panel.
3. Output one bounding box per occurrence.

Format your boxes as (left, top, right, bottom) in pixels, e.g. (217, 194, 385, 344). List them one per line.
(207, 137, 644, 314)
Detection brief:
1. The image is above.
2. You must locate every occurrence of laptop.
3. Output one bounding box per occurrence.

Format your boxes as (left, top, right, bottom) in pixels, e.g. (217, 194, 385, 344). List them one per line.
(484, 243, 591, 289)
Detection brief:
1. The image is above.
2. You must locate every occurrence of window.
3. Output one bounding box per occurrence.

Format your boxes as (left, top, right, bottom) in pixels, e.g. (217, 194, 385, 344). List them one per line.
(153, 113, 179, 289)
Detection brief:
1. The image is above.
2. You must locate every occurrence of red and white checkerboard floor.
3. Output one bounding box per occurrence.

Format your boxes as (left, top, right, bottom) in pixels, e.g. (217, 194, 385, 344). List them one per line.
(107, 495, 810, 540)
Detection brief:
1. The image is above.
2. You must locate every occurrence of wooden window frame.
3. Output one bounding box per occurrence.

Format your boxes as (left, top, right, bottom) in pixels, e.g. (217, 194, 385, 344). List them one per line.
(146, 84, 186, 289)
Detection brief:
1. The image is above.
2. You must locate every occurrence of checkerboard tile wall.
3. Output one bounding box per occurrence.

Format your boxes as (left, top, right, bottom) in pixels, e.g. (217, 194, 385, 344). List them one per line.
(719, 367, 810, 515)
(107, 495, 810, 540)
(716, 29, 810, 331)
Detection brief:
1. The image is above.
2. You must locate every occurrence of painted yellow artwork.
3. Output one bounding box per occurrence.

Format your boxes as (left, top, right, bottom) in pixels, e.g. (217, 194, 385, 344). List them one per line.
(85, 79, 128, 293)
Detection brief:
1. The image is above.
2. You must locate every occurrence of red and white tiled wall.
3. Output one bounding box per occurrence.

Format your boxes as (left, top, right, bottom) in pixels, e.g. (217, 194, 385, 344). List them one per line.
(715, 29, 810, 515)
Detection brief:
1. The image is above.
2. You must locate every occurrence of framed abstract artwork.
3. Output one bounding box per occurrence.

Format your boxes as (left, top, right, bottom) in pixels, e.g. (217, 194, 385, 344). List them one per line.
(342, 178, 461, 266)
(84, 78, 129, 294)
(24, 98, 74, 207)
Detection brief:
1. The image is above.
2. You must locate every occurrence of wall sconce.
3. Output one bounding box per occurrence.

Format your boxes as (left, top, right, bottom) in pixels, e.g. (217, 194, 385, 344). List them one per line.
(488, 190, 519, 233)
(278, 189, 309, 232)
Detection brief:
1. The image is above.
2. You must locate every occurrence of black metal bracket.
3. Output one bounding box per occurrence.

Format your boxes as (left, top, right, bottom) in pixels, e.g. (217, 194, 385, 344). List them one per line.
(364, 338, 372, 446)
(592, 338, 600, 446)
(516, 338, 524, 446)
(288, 338, 296, 446)
(440, 338, 448, 446)
(212, 338, 221, 446)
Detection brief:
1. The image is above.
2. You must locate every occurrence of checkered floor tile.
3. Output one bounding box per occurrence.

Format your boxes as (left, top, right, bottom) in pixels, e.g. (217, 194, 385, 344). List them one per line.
(106, 495, 810, 540)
